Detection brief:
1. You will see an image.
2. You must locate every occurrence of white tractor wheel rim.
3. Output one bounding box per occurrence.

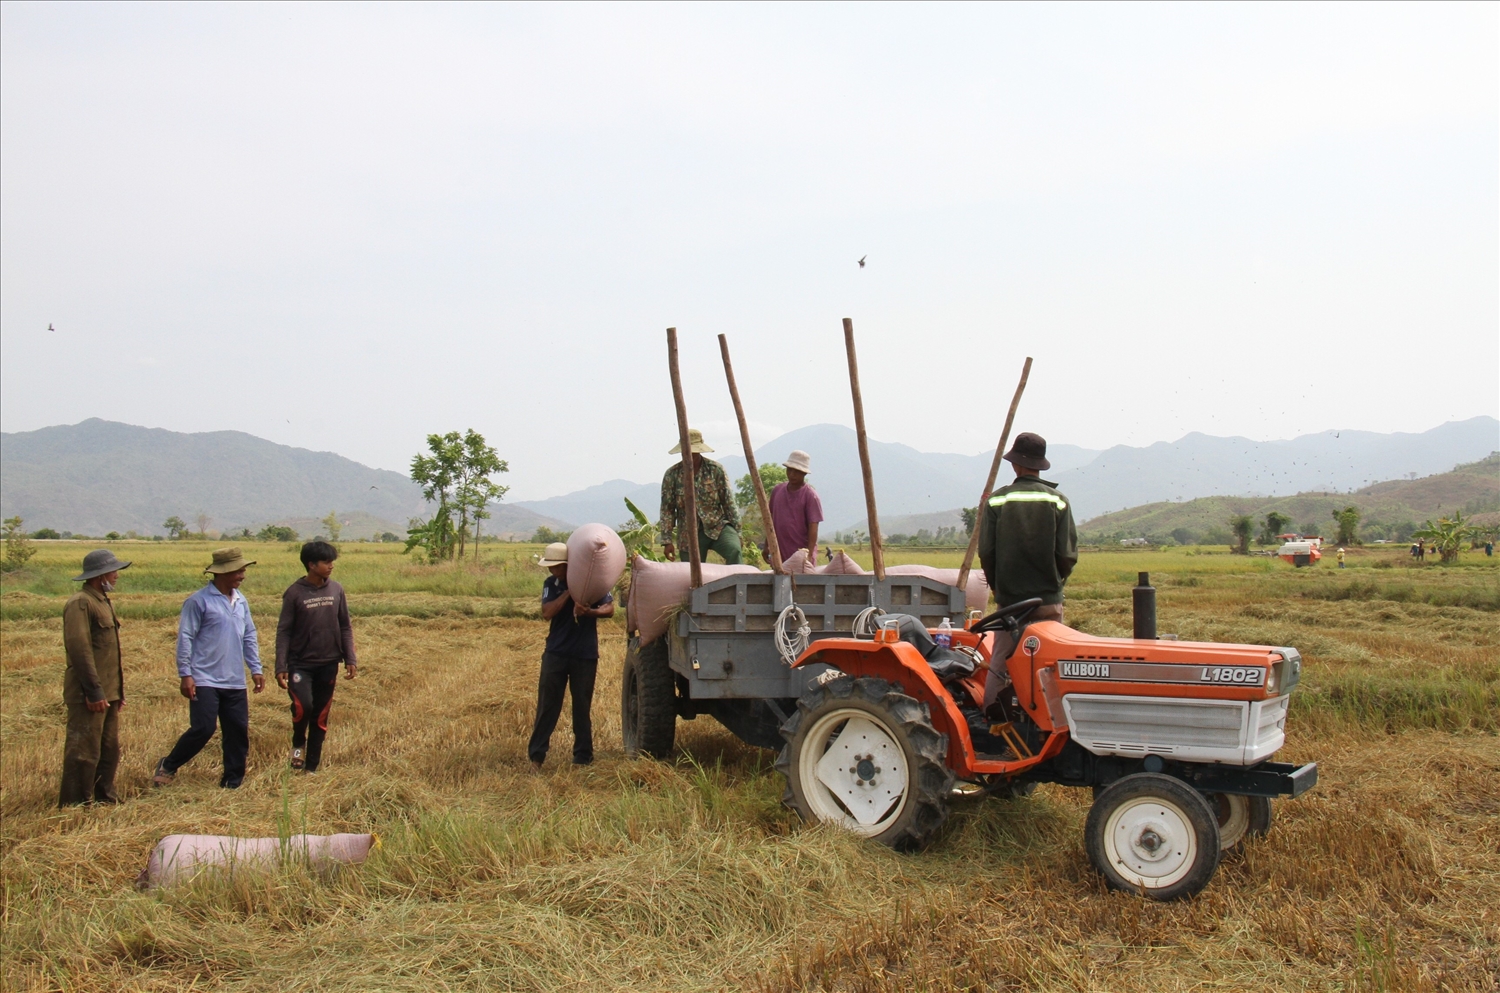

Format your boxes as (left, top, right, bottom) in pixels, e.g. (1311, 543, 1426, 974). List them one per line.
(1215, 794, 1249, 850)
(1103, 795, 1198, 889)
(800, 707, 909, 836)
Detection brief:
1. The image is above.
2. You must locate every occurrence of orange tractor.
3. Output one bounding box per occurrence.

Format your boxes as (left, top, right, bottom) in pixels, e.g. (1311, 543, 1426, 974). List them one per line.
(623, 570, 1316, 900)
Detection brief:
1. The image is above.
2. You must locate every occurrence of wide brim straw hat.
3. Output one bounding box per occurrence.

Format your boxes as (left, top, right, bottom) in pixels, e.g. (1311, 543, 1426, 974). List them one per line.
(537, 542, 569, 567)
(73, 549, 132, 581)
(205, 547, 257, 574)
(783, 450, 812, 474)
(668, 428, 714, 455)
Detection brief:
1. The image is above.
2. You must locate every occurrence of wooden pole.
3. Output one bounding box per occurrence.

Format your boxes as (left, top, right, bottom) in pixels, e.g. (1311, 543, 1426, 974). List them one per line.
(718, 334, 784, 574)
(956, 356, 1034, 592)
(667, 327, 703, 588)
(842, 318, 885, 580)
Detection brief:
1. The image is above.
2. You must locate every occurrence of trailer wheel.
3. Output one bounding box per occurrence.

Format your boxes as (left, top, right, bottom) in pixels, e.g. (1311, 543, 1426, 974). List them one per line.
(776, 676, 953, 851)
(621, 637, 675, 759)
(1210, 794, 1273, 850)
(1086, 773, 1220, 900)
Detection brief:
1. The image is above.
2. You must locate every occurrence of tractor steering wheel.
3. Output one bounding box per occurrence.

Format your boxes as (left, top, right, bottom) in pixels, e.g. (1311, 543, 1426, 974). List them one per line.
(969, 597, 1044, 635)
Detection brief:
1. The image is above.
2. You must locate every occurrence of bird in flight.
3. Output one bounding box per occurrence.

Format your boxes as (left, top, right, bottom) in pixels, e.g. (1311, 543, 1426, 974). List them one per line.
(857, 256, 867, 268)
(48, 323, 55, 332)
(369, 485, 379, 490)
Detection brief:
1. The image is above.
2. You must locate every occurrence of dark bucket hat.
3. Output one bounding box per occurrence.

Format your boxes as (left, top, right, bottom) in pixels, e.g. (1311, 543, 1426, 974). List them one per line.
(1002, 431, 1051, 471)
(73, 549, 132, 582)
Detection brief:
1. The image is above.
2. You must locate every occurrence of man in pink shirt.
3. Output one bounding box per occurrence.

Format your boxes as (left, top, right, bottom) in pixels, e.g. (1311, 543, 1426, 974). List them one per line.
(768, 450, 824, 560)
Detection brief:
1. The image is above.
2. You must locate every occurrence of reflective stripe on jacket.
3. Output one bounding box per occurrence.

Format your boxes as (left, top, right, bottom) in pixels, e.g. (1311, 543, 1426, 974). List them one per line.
(977, 475, 1078, 607)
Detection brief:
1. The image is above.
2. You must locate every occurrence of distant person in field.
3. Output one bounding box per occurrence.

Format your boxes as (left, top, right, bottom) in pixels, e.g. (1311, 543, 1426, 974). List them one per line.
(59, 549, 131, 807)
(1337, 547, 1346, 569)
(153, 548, 264, 790)
(527, 542, 614, 770)
(1486, 540, 1494, 557)
(658, 429, 741, 564)
(768, 450, 824, 562)
(275, 540, 357, 773)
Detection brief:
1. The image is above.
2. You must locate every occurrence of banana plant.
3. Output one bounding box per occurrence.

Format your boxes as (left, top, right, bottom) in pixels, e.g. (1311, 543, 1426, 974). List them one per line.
(619, 497, 665, 563)
(1413, 511, 1476, 563)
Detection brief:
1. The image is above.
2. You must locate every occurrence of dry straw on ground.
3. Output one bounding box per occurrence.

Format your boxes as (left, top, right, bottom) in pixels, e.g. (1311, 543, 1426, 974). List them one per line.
(2, 541, 1497, 991)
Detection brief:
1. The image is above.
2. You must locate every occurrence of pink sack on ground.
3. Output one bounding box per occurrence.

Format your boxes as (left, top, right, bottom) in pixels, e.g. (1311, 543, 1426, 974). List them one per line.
(886, 565, 989, 613)
(137, 832, 378, 889)
(628, 556, 763, 643)
(566, 524, 627, 606)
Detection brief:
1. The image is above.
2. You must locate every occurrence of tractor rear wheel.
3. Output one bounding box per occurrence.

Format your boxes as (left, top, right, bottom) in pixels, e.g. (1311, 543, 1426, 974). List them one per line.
(1086, 773, 1220, 901)
(777, 676, 953, 851)
(621, 636, 675, 759)
(1210, 794, 1273, 850)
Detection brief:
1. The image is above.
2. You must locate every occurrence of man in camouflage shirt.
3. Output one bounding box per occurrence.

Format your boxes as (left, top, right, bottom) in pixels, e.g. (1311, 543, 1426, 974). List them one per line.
(658, 429, 741, 564)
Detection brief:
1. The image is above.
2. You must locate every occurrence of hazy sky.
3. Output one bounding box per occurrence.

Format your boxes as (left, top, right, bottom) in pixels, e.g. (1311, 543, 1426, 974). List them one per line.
(3, 2, 1495, 500)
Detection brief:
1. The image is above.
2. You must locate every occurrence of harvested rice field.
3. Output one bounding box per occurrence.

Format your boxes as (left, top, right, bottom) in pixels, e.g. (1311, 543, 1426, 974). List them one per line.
(2, 541, 1497, 991)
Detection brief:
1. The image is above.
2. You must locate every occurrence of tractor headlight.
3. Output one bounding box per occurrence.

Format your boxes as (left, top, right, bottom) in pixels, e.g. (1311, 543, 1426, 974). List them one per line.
(1265, 662, 1280, 695)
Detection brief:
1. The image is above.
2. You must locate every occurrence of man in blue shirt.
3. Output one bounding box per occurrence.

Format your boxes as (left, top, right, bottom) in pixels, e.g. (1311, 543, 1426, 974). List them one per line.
(527, 542, 614, 770)
(153, 547, 265, 789)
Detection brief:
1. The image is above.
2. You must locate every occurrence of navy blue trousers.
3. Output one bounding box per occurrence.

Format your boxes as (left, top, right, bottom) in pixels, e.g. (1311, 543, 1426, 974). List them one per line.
(163, 687, 250, 787)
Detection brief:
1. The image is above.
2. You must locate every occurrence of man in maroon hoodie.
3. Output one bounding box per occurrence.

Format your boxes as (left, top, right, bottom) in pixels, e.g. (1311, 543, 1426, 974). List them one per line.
(275, 540, 357, 772)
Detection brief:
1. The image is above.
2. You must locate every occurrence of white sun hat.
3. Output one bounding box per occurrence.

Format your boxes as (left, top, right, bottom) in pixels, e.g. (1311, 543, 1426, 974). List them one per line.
(783, 450, 812, 474)
(537, 542, 569, 567)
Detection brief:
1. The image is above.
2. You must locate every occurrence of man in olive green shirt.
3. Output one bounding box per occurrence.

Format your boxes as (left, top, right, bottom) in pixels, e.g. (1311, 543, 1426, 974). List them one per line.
(658, 429, 742, 564)
(59, 549, 131, 806)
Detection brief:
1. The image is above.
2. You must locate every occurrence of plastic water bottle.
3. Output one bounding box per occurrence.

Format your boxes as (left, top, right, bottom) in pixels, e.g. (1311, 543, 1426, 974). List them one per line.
(935, 617, 953, 649)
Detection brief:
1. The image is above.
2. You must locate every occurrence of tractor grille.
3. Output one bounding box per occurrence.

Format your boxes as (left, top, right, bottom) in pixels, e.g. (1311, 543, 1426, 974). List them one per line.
(1063, 695, 1246, 756)
(1253, 696, 1289, 749)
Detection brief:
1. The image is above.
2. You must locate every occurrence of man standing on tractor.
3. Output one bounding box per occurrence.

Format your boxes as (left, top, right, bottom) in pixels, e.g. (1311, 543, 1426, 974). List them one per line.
(658, 428, 742, 564)
(978, 431, 1077, 625)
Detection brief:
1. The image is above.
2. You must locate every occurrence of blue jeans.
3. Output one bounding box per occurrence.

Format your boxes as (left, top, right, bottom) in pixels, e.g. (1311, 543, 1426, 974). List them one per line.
(162, 687, 250, 787)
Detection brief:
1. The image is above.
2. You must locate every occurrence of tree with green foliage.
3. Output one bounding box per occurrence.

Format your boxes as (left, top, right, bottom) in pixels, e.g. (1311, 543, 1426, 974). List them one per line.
(1259, 511, 1292, 546)
(257, 524, 298, 542)
(961, 506, 979, 536)
(453, 431, 509, 559)
(531, 525, 572, 545)
(322, 511, 343, 543)
(3, 517, 36, 571)
(163, 516, 189, 540)
(618, 497, 664, 563)
(409, 433, 462, 561)
(734, 463, 787, 508)
(1229, 515, 1253, 554)
(1413, 511, 1475, 563)
(1331, 506, 1362, 546)
(32, 528, 60, 540)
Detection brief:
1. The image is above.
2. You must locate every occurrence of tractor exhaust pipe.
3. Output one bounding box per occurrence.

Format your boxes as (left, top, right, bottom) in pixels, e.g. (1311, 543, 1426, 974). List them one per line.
(1133, 572, 1157, 640)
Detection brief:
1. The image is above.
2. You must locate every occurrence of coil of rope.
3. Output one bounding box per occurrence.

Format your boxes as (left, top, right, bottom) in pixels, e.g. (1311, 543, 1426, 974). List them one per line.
(775, 604, 811, 664)
(852, 605, 886, 639)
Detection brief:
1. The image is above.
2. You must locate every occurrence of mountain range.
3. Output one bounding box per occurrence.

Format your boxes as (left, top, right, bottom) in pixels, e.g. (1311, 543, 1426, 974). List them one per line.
(519, 417, 1498, 529)
(1, 416, 1494, 537)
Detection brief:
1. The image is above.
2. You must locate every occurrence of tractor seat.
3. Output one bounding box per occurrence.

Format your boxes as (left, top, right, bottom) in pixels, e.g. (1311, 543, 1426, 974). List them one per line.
(878, 613, 978, 680)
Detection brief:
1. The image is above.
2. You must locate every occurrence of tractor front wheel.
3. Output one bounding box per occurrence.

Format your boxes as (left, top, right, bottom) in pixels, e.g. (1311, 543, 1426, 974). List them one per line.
(777, 676, 953, 850)
(621, 637, 675, 759)
(1086, 773, 1221, 900)
(1210, 793, 1273, 850)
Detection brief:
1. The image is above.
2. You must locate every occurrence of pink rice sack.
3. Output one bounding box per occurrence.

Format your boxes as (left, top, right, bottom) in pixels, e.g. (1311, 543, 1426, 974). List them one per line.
(779, 549, 864, 575)
(566, 524, 627, 606)
(137, 832, 378, 889)
(628, 556, 763, 643)
(886, 564, 989, 613)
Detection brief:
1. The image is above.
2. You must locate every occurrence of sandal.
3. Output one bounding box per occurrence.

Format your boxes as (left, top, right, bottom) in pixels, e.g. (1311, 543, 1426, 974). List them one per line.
(289, 747, 305, 770)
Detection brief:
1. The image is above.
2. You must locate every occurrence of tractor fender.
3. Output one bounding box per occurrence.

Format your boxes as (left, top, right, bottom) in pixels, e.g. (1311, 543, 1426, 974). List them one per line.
(794, 640, 980, 775)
